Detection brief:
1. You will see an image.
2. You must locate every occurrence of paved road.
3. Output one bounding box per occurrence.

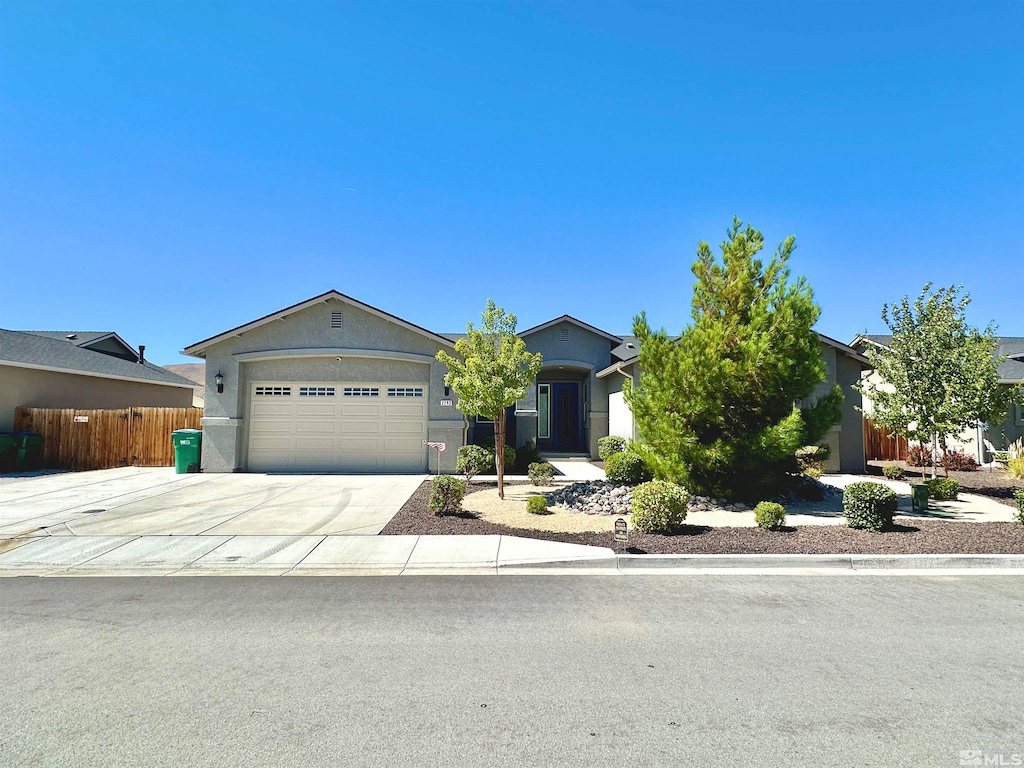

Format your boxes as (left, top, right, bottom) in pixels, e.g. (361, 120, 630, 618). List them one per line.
(2, 576, 1022, 767)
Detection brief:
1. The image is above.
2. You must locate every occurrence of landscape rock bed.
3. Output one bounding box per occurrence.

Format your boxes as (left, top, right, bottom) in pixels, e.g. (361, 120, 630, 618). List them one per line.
(380, 481, 1024, 554)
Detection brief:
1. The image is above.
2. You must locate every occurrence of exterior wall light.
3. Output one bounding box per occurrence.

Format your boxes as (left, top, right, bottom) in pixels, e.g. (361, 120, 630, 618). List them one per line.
(215, 371, 224, 394)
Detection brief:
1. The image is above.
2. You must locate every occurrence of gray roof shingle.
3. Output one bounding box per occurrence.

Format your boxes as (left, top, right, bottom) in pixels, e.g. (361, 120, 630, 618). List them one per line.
(0, 329, 197, 388)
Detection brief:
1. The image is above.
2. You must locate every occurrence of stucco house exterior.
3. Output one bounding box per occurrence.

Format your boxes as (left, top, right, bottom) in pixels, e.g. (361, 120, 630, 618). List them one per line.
(598, 333, 870, 474)
(0, 329, 196, 432)
(184, 289, 870, 475)
(852, 334, 1024, 463)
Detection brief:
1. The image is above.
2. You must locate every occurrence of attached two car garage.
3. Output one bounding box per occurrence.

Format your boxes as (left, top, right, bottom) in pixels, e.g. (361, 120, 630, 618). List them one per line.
(247, 381, 429, 473)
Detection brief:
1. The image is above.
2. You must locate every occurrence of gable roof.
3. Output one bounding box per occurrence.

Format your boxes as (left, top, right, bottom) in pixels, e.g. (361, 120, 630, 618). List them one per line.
(0, 329, 195, 388)
(853, 334, 1024, 383)
(517, 315, 622, 344)
(22, 330, 140, 361)
(597, 331, 869, 378)
(182, 290, 457, 357)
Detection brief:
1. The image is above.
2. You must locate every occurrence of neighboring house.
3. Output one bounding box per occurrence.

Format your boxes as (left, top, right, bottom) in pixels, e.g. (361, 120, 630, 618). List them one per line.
(183, 289, 869, 475)
(597, 333, 870, 474)
(852, 334, 1024, 462)
(0, 329, 196, 432)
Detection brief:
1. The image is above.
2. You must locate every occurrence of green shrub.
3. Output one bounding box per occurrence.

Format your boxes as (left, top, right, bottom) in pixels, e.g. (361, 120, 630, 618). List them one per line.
(527, 461, 555, 486)
(907, 444, 934, 467)
(630, 480, 689, 533)
(598, 436, 627, 460)
(428, 475, 466, 515)
(526, 494, 550, 515)
(753, 501, 787, 531)
(605, 451, 653, 486)
(796, 444, 830, 476)
(843, 481, 898, 532)
(927, 477, 959, 501)
(1013, 489, 1024, 524)
(803, 466, 823, 479)
(882, 464, 905, 480)
(456, 445, 492, 480)
(513, 439, 540, 472)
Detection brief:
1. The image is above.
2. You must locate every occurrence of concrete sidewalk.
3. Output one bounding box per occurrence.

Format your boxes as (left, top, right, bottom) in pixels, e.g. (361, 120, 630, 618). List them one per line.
(2, 532, 1022, 576)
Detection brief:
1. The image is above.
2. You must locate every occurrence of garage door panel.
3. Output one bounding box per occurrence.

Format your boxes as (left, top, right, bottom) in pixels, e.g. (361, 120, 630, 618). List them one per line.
(296, 404, 338, 417)
(294, 420, 337, 433)
(252, 403, 295, 417)
(248, 381, 426, 473)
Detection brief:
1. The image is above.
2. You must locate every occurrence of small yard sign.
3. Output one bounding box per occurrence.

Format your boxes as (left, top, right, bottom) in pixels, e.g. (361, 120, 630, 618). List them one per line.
(614, 517, 628, 544)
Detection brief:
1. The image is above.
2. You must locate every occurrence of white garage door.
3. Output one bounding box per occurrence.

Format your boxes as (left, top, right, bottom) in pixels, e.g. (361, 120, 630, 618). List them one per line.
(247, 382, 428, 472)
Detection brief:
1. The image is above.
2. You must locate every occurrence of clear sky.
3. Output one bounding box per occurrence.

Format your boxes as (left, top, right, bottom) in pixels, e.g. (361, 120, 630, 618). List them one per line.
(1, 1, 1020, 365)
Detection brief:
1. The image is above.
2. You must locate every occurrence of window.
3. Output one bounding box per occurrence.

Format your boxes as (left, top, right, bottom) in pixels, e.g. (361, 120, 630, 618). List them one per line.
(476, 415, 493, 425)
(343, 387, 379, 397)
(299, 386, 335, 397)
(387, 387, 424, 397)
(537, 383, 550, 439)
(559, 329, 569, 343)
(255, 386, 291, 396)
(330, 312, 343, 329)
(1017, 403, 1024, 426)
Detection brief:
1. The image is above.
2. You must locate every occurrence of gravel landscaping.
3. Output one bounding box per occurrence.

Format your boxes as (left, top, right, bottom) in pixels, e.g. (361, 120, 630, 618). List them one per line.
(380, 480, 1024, 554)
(868, 461, 1024, 507)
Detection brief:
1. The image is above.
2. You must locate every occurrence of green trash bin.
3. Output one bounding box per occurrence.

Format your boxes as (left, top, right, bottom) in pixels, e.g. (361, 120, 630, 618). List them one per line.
(910, 483, 929, 513)
(171, 429, 203, 474)
(0, 433, 17, 472)
(13, 432, 43, 471)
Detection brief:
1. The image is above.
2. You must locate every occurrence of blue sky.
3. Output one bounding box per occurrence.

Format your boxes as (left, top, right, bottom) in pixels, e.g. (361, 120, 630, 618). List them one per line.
(1, 1, 1020, 365)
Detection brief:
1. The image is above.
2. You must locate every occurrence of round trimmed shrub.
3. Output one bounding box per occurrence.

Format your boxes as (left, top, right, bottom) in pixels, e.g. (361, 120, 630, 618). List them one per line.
(1014, 489, 1024, 525)
(605, 451, 653, 486)
(429, 475, 466, 515)
(927, 477, 959, 501)
(804, 466, 823, 479)
(753, 501, 786, 531)
(526, 495, 550, 515)
(630, 480, 689, 533)
(882, 464, 904, 480)
(456, 445, 492, 479)
(598, 435, 627, 460)
(527, 461, 555, 486)
(843, 481, 898, 532)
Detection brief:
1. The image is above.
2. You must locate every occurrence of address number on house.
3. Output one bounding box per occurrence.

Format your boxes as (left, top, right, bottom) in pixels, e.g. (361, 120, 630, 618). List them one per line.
(439, 399, 454, 407)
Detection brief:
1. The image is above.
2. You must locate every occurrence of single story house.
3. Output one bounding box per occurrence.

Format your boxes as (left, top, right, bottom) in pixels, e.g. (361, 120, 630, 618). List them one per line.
(597, 333, 870, 474)
(0, 329, 196, 431)
(183, 289, 869, 475)
(852, 334, 1024, 462)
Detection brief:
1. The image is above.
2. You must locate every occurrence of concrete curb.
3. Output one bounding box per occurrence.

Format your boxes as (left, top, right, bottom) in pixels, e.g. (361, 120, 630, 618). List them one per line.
(616, 553, 1024, 572)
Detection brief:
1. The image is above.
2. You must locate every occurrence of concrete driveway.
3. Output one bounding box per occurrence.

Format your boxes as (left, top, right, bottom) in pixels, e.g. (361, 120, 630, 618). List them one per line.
(0, 467, 424, 537)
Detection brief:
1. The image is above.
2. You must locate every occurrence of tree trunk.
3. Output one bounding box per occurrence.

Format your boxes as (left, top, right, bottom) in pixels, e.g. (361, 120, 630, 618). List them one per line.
(940, 436, 949, 478)
(496, 408, 506, 499)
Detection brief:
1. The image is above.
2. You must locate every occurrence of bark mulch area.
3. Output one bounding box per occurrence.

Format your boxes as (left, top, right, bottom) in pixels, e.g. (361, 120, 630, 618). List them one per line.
(867, 461, 1024, 507)
(381, 481, 1024, 555)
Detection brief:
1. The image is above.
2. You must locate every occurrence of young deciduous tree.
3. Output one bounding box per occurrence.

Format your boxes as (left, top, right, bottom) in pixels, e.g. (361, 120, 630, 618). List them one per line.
(437, 300, 543, 498)
(856, 284, 1020, 479)
(625, 218, 841, 500)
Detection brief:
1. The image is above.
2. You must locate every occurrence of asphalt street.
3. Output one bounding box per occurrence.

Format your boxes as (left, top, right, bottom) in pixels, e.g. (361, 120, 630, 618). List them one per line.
(2, 575, 1022, 767)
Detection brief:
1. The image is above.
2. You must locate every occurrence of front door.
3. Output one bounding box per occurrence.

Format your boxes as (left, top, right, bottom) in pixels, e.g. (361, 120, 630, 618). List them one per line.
(551, 383, 581, 451)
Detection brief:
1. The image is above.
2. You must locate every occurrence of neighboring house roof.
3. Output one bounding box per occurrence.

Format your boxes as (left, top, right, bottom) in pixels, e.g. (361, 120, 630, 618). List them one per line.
(22, 330, 139, 361)
(0, 328, 196, 388)
(611, 336, 640, 361)
(182, 290, 456, 357)
(597, 331, 869, 379)
(852, 334, 1024, 383)
(517, 315, 622, 344)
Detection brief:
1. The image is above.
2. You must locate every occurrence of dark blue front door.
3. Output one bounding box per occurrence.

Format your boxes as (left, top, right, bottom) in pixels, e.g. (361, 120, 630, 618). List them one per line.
(551, 383, 581, 451)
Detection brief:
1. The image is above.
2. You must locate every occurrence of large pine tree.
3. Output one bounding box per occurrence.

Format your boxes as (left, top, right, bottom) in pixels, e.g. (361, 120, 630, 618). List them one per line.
(625, 218, 841, 500)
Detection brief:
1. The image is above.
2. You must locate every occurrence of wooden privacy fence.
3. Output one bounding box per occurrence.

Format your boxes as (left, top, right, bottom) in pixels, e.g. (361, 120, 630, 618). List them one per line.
(14, 407, 203, 471)
(863, 417, 909, 462)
